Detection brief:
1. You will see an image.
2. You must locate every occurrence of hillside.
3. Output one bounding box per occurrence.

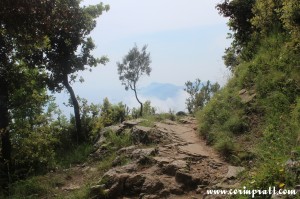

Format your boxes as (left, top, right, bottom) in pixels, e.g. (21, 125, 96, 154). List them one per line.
(196, 0, 300, 197)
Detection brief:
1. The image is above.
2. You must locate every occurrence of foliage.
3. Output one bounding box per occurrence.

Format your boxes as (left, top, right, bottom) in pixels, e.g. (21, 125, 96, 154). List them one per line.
(56, 143, 94, 169)
(222, 46, 241, 72)
(184, 79, 220, 114)
(43, 1, 109, 142)
(97, 98, 129, 128)
(216, 0, 256, 46)
(197, 29, 300, 191)
(132, 100, 156, 118)
(0, 1, 109, 188)
(117, 44, 152, 117)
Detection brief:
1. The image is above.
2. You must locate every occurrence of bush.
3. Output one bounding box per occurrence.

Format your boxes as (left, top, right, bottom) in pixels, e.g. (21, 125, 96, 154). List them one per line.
(215, 133, 238, 160)
(56, 143, 94, 168)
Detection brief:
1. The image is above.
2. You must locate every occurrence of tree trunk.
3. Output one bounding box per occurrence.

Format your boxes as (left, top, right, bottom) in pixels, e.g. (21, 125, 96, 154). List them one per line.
(0, 81, 12, 189)
(63, 74, 84, 143)
(133, 83, 143, 117)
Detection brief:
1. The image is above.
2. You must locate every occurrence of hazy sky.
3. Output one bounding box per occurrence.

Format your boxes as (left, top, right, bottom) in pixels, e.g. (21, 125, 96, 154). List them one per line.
(55, 0, 231, 113)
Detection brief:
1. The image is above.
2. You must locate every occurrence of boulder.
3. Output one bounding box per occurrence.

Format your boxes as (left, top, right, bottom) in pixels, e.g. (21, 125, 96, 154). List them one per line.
(131, 126, 164, 144)
(124, 174, 146, 195)
(141, 176, 164, 194)
(131, 126, 153, 144)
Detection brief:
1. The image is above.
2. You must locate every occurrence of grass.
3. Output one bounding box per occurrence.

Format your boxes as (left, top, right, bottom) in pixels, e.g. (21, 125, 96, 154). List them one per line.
(56, 143, 94, 168)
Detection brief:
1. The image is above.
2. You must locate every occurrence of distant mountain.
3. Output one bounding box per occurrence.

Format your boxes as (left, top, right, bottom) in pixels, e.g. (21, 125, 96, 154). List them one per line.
(139, 82, 183, 100)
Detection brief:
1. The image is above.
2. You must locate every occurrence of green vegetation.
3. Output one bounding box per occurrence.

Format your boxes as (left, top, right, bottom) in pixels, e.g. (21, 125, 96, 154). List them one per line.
(184, 79, 220, 114)
(197, 0, 300, 196)
(2, 0, 300, 198)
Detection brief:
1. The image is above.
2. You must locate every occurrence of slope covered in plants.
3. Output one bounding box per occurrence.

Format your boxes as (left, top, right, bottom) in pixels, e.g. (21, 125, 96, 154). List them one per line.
(197, 0, 300, 194)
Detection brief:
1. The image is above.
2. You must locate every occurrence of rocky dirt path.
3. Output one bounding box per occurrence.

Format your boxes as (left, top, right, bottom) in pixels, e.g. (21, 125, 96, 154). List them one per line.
(88, 117, 245, 199)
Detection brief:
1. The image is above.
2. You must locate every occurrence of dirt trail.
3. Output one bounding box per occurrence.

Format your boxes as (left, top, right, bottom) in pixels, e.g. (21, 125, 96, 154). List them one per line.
(59, 117, 244, 199)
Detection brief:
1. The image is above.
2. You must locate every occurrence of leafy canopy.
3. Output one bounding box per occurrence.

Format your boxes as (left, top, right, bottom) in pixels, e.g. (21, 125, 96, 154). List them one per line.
(117, 44, 151, 91)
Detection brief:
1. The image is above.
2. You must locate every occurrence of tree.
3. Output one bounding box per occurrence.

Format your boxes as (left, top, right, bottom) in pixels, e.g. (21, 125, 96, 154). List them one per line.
(0, 1, 55, 187)
(117, 44, 152, 117)
(0, 0, 109, 188)
(184, 79, 220, 114)
(43, 1, 109, 143)
(216, 0, 256, 47)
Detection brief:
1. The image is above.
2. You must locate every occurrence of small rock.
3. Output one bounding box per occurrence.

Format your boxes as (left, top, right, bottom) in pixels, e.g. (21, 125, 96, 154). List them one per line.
(225, 166, 245, 180)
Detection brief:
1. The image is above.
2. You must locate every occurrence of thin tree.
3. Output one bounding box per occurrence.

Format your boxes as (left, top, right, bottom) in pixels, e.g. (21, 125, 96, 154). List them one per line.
(117, 44, 151, 117)
(44, 2, 109, 143)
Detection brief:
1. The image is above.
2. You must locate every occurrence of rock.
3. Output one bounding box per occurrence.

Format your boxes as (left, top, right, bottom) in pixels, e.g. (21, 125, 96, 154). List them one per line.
(112, 156, 124, 167)
(123, 119, 144, 128)
(225, 166, 245, 180)
(159, 189, 170, 197)
(162, 160, 189, 176)
(137, 155, 155, 166)
(94, 125, 125, 146)
(131, 126, 153, 144)
(163, 119, 177, 125)
(179, 118, 194, 124)
(121, 163, 138, 173)
(285, 159, 300, 173)
(131, 148, 158, 160)
(141, 177, 164, 194)
(170, 187, 184, 195)
(117, 145, 136, 155)
(140, 194, 160, 199)
(101, 169, 129, 189)
(89, 185, 106, 199)
(153, 157, 173, 166)
(238, 89, 247, 95)
(238, 89, 256, 103)
(175, 170, 194, 188)
(124, 174, 146, 195)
